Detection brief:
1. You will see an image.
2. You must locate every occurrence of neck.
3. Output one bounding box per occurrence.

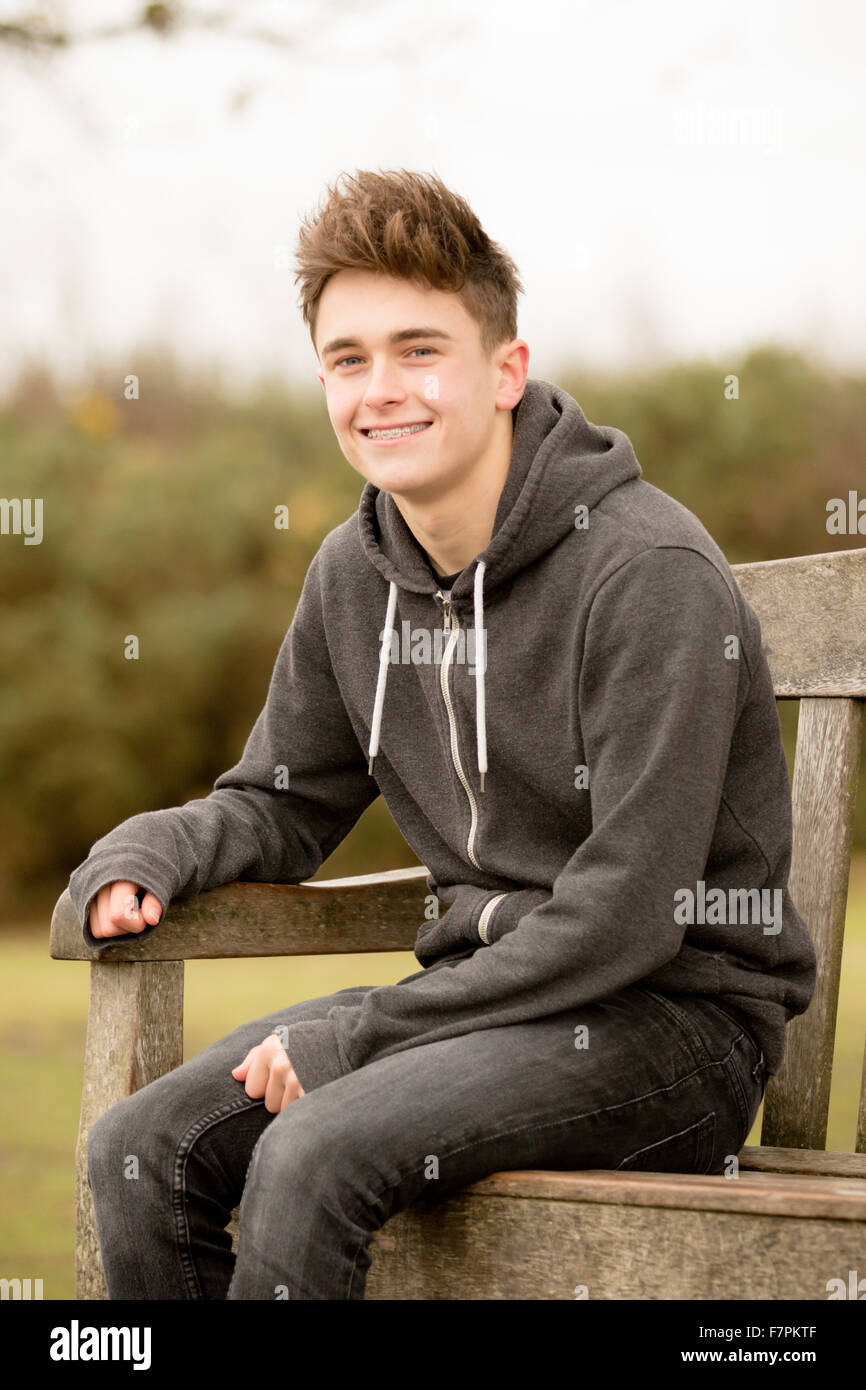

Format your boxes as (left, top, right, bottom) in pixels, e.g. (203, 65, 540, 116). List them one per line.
(393, 410, 514, 578)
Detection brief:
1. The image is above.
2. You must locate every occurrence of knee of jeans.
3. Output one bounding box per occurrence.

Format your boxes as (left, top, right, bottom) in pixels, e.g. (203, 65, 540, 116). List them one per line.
(245, 1104, 349, 1197)
(87, 1104, 126, 1185)
(87, 1092, 159, 1185)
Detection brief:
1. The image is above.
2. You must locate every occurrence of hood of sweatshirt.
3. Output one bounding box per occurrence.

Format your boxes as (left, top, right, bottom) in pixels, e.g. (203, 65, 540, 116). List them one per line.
(357, 378, 643, 787)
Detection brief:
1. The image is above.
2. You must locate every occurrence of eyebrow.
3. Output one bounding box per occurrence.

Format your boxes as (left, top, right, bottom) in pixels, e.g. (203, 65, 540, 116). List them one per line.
(320, 327, 454, 360)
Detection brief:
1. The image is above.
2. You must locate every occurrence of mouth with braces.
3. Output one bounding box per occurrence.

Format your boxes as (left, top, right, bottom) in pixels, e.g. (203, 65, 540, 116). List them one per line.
(360, 422, 433, 440)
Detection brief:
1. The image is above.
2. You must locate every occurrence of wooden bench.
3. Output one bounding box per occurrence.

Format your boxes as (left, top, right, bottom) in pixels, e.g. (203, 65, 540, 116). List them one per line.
(51, 545, 866, 1300)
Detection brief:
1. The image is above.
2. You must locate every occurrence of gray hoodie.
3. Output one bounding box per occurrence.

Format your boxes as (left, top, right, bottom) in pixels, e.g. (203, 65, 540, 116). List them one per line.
(67, 377, 817, 1091)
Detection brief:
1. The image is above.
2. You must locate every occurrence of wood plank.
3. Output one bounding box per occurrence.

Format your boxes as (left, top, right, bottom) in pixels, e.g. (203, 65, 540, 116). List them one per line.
(366, 1197, 866, 1299)
(50, 867, 429, 962)
(761, 698, 864, 1150)
(75, 961, 184, 1300)
(454, 1167, 866, 1219)
(732, 546, 866, 697)
(220, 1150, 866, 1259)
(738, 1145, 866, 1178)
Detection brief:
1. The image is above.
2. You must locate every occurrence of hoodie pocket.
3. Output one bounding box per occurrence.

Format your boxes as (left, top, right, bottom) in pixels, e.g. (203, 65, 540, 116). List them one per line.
(413, 883, 499, 966)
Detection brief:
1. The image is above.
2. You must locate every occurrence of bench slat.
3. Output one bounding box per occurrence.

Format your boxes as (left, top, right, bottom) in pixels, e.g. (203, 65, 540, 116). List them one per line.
(365, 1194, 866, 1300)
(732, 546, 866, 697)
(458, 1166, 866, 1218)
(738, 1144, 866, 1178)
(762, 697, 864, 1150)
(50, 867, 429, 962)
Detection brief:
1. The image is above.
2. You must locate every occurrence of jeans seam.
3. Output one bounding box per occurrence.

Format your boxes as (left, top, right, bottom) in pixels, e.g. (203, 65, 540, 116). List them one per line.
(639, 988, 758, 1135)
(173, 1095, 265, 1299)
(365, 1043, 741, 1236)
(721, 1041, 753, 1136)
(635, 988, 717, 1068)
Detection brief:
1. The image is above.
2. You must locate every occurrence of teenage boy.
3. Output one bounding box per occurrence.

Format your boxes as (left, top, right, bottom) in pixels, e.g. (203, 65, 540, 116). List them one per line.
(71, 168, 816, 1301)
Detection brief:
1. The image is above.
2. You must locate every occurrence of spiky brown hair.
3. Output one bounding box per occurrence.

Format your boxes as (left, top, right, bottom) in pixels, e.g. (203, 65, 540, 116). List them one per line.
(293, 167, 524, 358)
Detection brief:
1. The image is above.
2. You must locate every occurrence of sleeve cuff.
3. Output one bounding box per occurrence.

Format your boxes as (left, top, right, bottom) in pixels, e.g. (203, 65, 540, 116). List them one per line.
(282, 1016, 351, 1093)
(479, 887, 552, 943)
(68, 851, 175, 951)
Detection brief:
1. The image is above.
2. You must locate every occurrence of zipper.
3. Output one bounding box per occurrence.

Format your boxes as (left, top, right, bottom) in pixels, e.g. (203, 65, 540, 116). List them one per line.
(478, 892, 507, 944)
(435, 591, 483, 870)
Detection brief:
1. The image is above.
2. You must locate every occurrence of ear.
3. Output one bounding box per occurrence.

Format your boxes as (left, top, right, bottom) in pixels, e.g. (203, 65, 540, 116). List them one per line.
(495, 339, 530, 411)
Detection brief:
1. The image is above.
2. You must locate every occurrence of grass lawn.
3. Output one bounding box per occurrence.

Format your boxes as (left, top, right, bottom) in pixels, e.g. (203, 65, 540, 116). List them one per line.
(2, 854, 864, 1300)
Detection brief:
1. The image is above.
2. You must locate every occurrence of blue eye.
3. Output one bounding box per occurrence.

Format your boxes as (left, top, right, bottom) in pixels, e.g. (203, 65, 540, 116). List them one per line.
(334, 346, 435, 368)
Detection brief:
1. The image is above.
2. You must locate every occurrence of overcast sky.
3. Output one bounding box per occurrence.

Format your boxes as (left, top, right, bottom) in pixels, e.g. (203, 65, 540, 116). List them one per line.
(2, 0, 865, 399)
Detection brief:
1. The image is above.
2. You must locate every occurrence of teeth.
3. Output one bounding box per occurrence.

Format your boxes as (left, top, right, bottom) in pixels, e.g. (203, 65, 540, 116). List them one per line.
(366, 423, 430, 439)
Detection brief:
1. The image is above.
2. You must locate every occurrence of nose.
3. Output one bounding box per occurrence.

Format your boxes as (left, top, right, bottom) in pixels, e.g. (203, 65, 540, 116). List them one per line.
(362, 356, 409, 411)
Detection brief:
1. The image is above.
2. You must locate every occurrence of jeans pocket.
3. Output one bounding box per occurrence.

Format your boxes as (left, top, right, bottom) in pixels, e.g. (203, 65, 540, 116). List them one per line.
(616, 1111, 716, 1174)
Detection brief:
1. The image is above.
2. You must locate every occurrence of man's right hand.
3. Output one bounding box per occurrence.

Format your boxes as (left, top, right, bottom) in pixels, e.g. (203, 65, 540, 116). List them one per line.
(88, 881, 164, 940)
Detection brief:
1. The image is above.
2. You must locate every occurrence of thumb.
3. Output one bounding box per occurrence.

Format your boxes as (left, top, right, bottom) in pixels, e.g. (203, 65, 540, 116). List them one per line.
(232, 1051, 252, 1078)
(139, 892, 163, 924)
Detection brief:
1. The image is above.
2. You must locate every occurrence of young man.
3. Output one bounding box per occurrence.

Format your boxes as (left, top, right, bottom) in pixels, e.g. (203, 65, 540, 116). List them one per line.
(72, 168, 816, 1301)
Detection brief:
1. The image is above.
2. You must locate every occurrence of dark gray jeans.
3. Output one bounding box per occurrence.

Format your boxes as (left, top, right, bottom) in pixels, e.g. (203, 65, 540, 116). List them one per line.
(86, 979, 766, 1299)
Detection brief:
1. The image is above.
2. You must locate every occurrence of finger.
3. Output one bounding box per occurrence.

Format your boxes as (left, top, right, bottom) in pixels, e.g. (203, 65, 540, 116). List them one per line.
(90, 885, 128, 939)
(231, 1048, 254, 1079)
(243, 1048, 270, 1100)
(280, 1068, 305, 1110)
(265, 1063, 288, 1114)
(139, 892, 164, 925)
(110, 882, 146, 934)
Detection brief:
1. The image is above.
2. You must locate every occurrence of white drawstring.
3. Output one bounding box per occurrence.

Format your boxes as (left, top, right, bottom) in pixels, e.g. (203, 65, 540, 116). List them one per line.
(368, 580, 397, 775)
(367, 564, 489, 791)
(474, 560, 487, 791)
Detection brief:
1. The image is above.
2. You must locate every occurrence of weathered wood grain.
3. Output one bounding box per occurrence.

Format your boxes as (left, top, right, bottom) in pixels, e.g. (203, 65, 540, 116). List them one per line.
(455, 1166, 866, 1218)
(75, 960, 184, 1300)
(50, 867, 429, 962)
(737, 1144, 866, 1177)
(365, 1195, 866, 1300)
(762, 697, 864, 1150)
(732, 546, 866, 697)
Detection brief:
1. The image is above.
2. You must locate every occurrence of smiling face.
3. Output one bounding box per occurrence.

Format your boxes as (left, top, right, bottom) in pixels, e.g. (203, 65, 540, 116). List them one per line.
(314, 269, 521, 506)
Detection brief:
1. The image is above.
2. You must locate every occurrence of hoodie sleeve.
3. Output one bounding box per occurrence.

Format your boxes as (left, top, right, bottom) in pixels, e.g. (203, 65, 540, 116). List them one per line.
(68, 546, 379, 950)
(281, 546, 748, 1093)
